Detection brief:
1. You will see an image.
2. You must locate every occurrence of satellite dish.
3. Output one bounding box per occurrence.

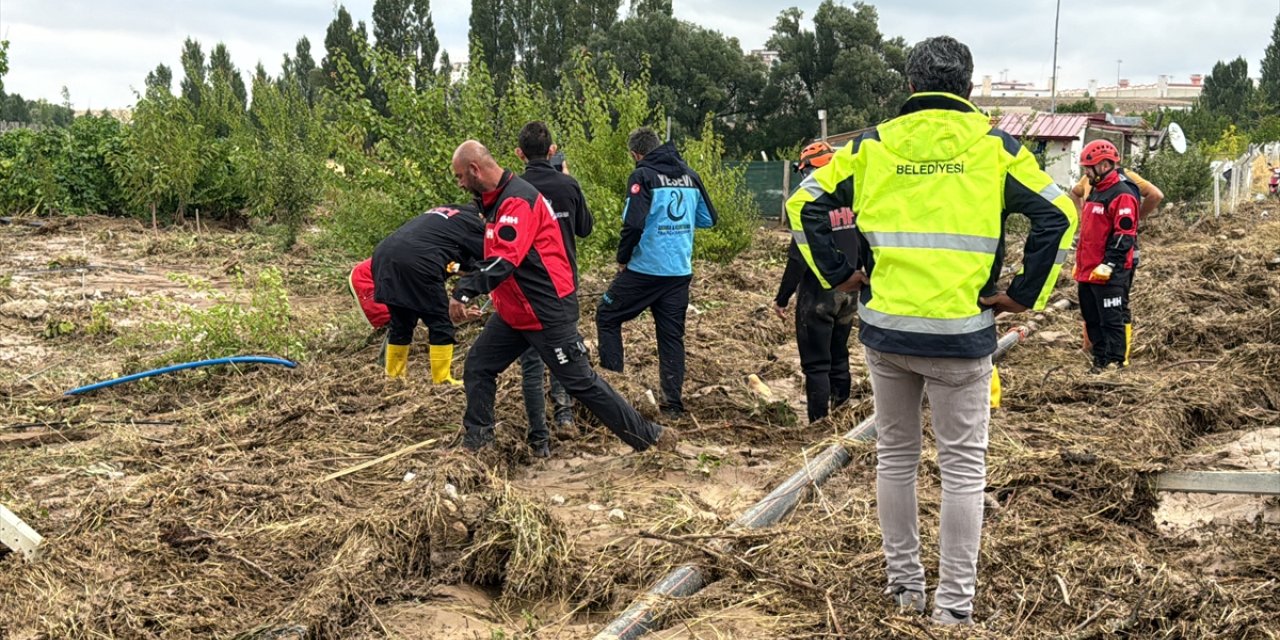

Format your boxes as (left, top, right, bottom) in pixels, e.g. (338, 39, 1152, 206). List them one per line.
(1168, 122, 1187, 154)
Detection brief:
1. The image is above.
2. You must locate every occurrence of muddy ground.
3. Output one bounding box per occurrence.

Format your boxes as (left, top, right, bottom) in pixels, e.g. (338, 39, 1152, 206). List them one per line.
(1, 203, 1278, 639)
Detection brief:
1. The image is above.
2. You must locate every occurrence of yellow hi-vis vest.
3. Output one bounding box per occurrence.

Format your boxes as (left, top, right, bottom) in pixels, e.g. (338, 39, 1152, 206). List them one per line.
(786, 93, 1077, 359)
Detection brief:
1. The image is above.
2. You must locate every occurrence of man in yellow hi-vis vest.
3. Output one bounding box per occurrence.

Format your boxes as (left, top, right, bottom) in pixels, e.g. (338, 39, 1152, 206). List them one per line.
(786, 36, 1077, 626)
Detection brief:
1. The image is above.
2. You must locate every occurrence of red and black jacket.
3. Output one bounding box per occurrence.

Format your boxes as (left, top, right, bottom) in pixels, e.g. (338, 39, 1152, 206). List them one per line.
(1075, 171, 1140, 283)
(453, 170, 578, 331)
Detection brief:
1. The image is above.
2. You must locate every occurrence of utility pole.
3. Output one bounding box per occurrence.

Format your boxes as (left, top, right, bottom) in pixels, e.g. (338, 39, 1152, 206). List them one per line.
(1050, 0, 1061, 113)
(1116, 59, 1123, 99)
(818, 109, 828, 142)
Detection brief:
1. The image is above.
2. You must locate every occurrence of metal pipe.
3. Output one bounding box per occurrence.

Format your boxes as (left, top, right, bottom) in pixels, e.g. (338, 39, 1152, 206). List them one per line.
(595, 322, 1039, 640)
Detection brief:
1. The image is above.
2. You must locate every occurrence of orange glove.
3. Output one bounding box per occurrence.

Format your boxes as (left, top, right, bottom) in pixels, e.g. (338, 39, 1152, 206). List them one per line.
(1089, 263, 1113, 283)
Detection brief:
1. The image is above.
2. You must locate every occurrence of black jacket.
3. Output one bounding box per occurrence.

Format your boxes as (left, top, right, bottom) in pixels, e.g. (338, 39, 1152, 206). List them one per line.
(372, 204, 485, 311)
(521, 159, 593, 270)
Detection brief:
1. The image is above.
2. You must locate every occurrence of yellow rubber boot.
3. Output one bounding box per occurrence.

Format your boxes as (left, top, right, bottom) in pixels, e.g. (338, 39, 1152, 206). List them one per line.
(429, 344, 461, 385)
(385, 343, 409, 379)
(990, 365, 1002, 409)
(1124, 323, 1133, 367)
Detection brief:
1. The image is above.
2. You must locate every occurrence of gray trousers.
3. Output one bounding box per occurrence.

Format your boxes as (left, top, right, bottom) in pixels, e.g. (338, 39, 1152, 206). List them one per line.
(865, 347, 991, 614)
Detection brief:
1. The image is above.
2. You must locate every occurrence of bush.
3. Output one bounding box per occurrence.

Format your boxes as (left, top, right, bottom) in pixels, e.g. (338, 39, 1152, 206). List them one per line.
(321, 186, 407, 257)
(1138, 145, 1212, 204)
(683, 117, 758, 263)
(122, 267, 309, 364)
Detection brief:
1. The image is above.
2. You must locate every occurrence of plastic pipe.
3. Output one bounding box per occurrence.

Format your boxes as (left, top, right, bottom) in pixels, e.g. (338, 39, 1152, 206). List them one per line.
(594, 325, 1033, 640)
(64, 356, 297, 396)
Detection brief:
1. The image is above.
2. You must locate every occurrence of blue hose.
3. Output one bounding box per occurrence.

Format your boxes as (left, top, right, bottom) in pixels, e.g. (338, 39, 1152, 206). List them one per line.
(64, 356, 298, 396)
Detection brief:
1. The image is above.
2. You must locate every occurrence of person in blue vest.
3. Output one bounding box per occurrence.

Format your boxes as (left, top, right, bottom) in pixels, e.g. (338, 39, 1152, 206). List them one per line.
(596, 127, 717, 418)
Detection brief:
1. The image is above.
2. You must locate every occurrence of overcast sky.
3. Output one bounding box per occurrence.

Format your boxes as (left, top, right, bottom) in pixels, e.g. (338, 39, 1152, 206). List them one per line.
(2, 0, 1275, 110)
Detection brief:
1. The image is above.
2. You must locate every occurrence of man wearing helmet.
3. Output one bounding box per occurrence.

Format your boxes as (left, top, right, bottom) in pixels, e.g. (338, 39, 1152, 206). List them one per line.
(1069, 159, 1161, 366)
(774, 141, 857, 423)
(1074, 139, 1140, 372)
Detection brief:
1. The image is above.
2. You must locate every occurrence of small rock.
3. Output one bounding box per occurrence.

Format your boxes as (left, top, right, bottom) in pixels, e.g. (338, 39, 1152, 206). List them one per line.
(586, 503, 605, 512)
(443, 483, 460, 501)
(1216, 235, 1229, 242)
(608, 508, 626, 521)
(550, 494, 567, 506)
(1266, 257, 1280, 271)
(1037, 331, 1066, 344)
(403, 471, 417, 482)
(446, 521, 469, 544)
(0, 299, 48, 320)
(1230, 228, 1247, 239)
(441, 500, 459, 514)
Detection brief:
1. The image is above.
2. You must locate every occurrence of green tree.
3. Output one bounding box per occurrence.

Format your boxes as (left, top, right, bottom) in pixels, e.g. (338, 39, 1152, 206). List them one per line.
(323, 6, 383, 112)
(1261, 15, 1280, 110)
(249, 74, 325, 246)
(0, 40, 10, 94)
(593, 14, 768, 147)
(209, 43, 248, 108)
(180, 38, 207, 107)
(470, 0, 517, 93)
(281, 37, 320, 107)
(756, 1, 908, 154)
(109, 87, 204, 228)
(1202, 57, 1255, 124)
(1253, 114, 1280, 143)
(410, 0, 440, 85)
(374, 0, 440, 88)
(146, 63, 173, 93)
(373, 0, 414, 57)
(631, 0, 672, 17)
(1056, 97, 1098, 113)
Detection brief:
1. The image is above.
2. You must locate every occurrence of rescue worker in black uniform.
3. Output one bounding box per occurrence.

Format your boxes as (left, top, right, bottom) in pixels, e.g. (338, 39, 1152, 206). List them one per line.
(774, 141, 857, 423)
(372, 204, 485, 382)
(514, 122, 594, 453)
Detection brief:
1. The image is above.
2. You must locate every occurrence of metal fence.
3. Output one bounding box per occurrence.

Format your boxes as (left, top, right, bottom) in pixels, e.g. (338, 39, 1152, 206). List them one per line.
(729, 160, 792, 221)
(1214, 142, 1280, 217)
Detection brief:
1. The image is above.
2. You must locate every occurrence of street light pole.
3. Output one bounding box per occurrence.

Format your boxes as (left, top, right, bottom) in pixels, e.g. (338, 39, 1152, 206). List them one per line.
(1116, 59, 1123, 99)
(1050, 0, 1061, 113)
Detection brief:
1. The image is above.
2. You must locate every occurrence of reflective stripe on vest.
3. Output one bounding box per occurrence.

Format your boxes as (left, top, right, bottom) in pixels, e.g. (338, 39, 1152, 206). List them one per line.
(859, 302, 995, 335)
(862, 231, 999, 254)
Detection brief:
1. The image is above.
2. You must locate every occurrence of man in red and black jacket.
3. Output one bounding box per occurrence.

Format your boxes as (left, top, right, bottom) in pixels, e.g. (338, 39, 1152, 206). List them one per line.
(447, 140, 674, 455)
(1074, 140, 1140, 372)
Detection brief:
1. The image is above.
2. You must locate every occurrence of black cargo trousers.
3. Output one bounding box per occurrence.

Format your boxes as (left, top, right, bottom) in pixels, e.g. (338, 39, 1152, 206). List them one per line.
(462, 313, 663, 451)
(795, 273, 857, 423)
(596, 270, 692, 416)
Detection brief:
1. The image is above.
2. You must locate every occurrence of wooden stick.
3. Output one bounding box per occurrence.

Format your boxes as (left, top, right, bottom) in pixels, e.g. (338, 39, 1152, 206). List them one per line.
(318, 438, 438, 483)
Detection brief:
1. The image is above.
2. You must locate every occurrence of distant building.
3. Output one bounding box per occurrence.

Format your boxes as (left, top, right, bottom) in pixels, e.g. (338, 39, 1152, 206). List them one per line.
(978, 75, 1053, 98)
(993, 112, 1159, 186)
(750, 49, 781, 68)
(449, 61, 469, 83)
(1058, 74, 1204, 100)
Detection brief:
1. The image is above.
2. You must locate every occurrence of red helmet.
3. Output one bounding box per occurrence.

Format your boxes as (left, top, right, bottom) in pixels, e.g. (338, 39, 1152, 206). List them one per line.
(798, 141, 835, 171)
(1080, 140, 1120, 167)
